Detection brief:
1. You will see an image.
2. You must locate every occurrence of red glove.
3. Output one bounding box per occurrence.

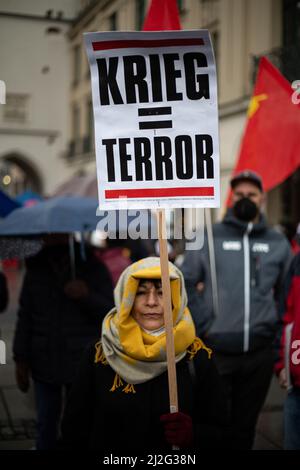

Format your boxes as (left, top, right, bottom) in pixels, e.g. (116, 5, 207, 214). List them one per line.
(160, 412, 194, 448)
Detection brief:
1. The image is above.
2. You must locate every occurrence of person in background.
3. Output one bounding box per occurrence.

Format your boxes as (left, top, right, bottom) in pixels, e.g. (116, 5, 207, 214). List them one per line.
(0, 270, 8, 313)
(13, 234, 114, 450)
(181, 170, 292, 449)
(277, 221, 300, 255)
(291, 223, 300, 255)
(275, 253, 300, 449)
(61, 257, 228, 452)
(94, 237, 132, 287)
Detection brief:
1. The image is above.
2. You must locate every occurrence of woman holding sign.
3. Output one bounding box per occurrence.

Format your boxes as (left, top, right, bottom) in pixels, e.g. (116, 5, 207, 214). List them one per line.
(61, 257, 227, 451)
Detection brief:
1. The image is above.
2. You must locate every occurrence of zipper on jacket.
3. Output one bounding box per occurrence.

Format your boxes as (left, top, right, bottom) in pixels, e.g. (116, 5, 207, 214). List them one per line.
(243, 222, 253, 352)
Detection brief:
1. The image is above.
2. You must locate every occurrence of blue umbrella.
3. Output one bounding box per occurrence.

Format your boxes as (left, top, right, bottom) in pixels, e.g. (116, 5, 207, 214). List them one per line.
(0, 196, 101, 235)
(0, 196, 154, 235)
(0, 196, 100, 263)
(0, 189, 21, 217)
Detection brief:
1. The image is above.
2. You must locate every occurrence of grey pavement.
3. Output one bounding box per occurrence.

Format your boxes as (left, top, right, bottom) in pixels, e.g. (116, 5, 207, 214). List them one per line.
(0, 266, 286, 450)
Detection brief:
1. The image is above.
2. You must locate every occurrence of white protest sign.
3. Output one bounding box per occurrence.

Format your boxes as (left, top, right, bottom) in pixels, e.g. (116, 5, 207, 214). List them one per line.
(84, 30, 220, 210)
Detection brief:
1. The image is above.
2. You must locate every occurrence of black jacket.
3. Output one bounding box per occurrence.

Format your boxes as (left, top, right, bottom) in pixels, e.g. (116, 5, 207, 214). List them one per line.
(61, 346, 228, 452)
(13, 244, 114, 384)
(0, 271, 8, 313)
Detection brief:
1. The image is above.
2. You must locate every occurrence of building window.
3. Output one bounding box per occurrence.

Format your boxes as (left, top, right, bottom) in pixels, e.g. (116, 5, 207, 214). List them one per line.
(136, 0, 146, 30)
(283, 0, 300, 47)
(0, 160, 40, 196)
(109, 12, 117, 31)
(73, 45, 81, 87)
(282, 0, 300, 81)
(3, 94, 29, 124)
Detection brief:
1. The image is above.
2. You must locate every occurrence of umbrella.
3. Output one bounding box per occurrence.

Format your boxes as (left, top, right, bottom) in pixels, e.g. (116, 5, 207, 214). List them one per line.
(0, 196, 100, 262)
(0, 189, 21, 217)
(0, 196, 155, 235)
(0, 196, 101, 235)
(0, 196, 156, 259)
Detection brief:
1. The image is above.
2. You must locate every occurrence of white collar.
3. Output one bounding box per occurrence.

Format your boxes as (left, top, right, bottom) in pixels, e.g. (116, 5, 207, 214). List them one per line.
(142, 326, 165, 336)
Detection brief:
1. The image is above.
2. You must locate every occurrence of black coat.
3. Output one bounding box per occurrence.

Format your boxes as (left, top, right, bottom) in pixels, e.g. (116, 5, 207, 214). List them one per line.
(13, 244, 114, 384)
(61, 346, 228, 452)
(0, 271, 8, 313)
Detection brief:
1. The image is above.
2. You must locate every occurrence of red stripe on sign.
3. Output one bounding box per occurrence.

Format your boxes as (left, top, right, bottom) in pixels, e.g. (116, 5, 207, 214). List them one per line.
(105, 187, 214, 199)
(92, 38, 204, 51)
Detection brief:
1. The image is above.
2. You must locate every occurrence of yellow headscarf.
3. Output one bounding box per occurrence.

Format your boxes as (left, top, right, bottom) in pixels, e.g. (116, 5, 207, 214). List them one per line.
(95, 257, 211, 392)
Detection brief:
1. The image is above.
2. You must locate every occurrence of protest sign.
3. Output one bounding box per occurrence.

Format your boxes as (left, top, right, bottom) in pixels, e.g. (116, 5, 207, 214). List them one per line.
(84, 30, 219, 210)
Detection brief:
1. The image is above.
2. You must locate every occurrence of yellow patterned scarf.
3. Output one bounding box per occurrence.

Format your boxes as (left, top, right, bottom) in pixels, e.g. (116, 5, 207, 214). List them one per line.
(96, 257, 211, 392)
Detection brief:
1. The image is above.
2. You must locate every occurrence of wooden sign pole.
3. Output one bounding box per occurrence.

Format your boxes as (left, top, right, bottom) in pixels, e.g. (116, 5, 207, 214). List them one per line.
(157, 208, 178, 414)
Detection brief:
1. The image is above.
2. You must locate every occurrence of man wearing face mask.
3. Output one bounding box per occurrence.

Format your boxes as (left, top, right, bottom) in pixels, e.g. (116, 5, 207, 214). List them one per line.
(181, 170, 292, 450)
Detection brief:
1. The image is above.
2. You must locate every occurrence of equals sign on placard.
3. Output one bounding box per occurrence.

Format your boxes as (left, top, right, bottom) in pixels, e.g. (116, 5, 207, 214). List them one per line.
(138, 106, 172, 130)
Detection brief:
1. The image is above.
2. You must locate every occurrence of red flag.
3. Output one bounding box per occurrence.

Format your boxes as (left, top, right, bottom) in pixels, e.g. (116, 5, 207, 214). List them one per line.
(142, 0, 181, 31)
(228, 57, 300, 203)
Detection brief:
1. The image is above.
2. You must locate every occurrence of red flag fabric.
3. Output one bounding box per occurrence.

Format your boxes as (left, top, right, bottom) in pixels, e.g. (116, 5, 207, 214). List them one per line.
(142, 0, 181, 31)
(229, 57, 300, 198)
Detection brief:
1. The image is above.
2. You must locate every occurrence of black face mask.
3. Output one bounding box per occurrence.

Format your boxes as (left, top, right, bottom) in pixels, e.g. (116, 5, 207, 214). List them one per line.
(233, 197, 258, 222)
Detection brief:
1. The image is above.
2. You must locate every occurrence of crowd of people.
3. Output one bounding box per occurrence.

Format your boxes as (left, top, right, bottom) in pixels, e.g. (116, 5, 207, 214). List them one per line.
(0, 170, 300, 451)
